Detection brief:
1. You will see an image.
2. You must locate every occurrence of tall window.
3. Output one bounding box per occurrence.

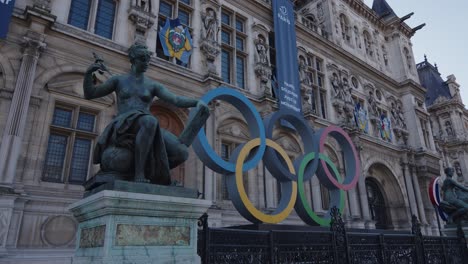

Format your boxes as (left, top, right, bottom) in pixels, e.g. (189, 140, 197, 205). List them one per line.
(421, 118, 430, 148)
(306, 54, 326, 118)
(221, 8, 247, 89)
(68, 0, 116, 39)
(339, 14, 350, 42)
(43, 105, 97, 184)
(156, 0, 193, 66)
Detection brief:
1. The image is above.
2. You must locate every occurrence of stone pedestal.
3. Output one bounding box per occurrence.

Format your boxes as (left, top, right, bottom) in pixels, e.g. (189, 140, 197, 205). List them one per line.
(443, 223, 468, 243)
(68, 189, 211, 264)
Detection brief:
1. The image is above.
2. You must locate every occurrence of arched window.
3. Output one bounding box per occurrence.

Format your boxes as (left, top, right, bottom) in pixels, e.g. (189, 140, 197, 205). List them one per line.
(339, 14, 350, 42)
(68, 0, 117, 39)
(366, 178, 389, 229)
(363, 31, 373, 56)
(302, 15, 317, 32)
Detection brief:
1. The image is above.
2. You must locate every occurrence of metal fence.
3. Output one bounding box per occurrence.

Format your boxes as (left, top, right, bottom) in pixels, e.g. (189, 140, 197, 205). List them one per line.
(197, 209, 468, 264)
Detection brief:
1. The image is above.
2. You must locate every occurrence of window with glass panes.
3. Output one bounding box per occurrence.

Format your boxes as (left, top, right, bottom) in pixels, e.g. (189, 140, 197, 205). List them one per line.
(221, 8, 247, 89)
(156, 0, 193, 67)
(68, 0, 116, 39)
(43, 105, 97, 184)
(306, 54, 326, 118)
(219, 141, 249, 200)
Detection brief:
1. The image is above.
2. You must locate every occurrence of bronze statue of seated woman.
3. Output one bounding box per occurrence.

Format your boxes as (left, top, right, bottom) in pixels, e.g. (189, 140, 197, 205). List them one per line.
(440, 167, 468, 223)
(83, 44, 209, 186)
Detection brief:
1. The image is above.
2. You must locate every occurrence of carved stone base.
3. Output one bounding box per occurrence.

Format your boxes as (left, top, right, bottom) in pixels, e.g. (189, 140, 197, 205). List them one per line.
(69, 189, 211, 264)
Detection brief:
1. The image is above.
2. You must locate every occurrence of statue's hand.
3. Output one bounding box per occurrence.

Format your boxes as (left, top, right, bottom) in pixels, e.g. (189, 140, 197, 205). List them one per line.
(86, 63, 104, 74)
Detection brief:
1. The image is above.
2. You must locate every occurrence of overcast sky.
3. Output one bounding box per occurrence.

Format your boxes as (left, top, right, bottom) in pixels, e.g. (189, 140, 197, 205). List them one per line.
(362, 0, 468, 105)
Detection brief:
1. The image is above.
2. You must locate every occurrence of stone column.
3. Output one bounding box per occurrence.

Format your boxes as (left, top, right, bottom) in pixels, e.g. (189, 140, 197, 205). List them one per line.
(410, 167, 428, 230)
(357, 174, 373, 228)
(203, 104, 217, 201)
(311, 177, 322, 212)
(402, 162, 418, 220)
(265, 168, 276, 208)
(0, 30, 46, 187)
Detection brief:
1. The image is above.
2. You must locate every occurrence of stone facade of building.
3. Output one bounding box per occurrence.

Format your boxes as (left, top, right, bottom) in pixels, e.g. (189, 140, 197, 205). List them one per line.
(0, 0, 462, 263)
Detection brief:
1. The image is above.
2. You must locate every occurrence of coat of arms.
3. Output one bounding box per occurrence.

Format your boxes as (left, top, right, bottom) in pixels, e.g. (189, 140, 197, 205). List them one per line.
(159, 18, 193, 64)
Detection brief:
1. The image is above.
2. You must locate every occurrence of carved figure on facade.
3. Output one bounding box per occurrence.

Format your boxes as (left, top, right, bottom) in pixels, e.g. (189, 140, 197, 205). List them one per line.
(254, 35, 272, 97)
(440, 167, 468, 222)
(382, 45, 388, 66)
(367, 90, 379, 117)
(298, 56, 310, 85)
(255, 36, 269, 65)
(83, 44, 210, 185)
(342, 78, 353, 105)
(354, 26, 361, 48)
(445, 120, 455, 137)
(330, 73, 345, 101)
(200, 8, 221, 75)
(454, 162, 463, 178)
(202, 8, 218, 42)
(135, 0, 150, 12)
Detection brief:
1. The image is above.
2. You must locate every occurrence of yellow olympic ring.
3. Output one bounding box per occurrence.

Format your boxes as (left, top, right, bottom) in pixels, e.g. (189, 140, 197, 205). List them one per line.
(230, 138, 297, 224)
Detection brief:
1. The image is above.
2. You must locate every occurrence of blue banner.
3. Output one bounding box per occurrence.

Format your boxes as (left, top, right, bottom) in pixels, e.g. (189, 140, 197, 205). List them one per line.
(0, 0, 15, 39)
(273, 0, 302, 114)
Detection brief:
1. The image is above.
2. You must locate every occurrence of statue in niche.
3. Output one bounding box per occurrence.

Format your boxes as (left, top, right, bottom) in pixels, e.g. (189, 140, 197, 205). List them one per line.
(445, 120, 455, 137)
(202, 8, 218, 42)
(354, 27, 361, 48)
(135, 0, 150, 12)
(397, 105, 407, 129)
(298, 56, 309, 85)
(255, 36, 269, 65)
(367, 90, 379, 117)
(342, 78, 353, 104)
(330, 73, 345, 101)
(454, 162, 463, 177)
(390, 102, 400, 127)
(440, 167, 468, 222)
(83, 44, 210, 185)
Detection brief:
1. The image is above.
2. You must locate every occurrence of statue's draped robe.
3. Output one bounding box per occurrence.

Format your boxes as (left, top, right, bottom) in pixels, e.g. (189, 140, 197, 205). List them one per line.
(93, 109, 171, 185)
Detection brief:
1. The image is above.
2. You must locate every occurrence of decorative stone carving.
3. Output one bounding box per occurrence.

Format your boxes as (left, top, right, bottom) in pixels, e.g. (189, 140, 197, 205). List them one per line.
(366, 90, 379, 118)
(255, 36, 269, 65)
(298, 56, 310, 85)
(200, 8, 221, 75)
(254, 35, 272, 97)
(128, 1, 156, 44)
(390, 101, 407, 130)
(33, 0, 51, 12)
(202, 8, 218, 42)
(41, 215, 77, 247)
(330, 73, 354, 125)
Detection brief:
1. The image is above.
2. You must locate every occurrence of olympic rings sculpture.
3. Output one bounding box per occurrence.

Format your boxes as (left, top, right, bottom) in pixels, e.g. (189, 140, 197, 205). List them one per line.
(190, 87, 361, 226)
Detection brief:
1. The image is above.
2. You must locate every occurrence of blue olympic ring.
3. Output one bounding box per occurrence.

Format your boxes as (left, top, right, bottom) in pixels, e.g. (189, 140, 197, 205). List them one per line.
(192, 87, 266, 174)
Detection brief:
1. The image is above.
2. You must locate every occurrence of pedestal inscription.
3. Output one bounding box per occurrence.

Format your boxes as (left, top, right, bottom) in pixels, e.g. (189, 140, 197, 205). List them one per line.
(115, 225, 190, 246)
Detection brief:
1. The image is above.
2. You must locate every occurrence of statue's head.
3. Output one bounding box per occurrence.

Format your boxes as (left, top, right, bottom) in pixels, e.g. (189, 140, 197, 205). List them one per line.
(128, 44, 152, 72)
(445, 167, 454, 178)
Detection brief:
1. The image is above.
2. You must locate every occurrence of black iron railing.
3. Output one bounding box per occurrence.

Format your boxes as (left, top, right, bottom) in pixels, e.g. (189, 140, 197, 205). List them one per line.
(197, 208, 468, 264)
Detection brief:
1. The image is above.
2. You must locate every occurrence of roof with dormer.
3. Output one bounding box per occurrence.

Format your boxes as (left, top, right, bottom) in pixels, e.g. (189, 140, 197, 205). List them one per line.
(417, 58, 452, 106)
(372, 0, 397, 18)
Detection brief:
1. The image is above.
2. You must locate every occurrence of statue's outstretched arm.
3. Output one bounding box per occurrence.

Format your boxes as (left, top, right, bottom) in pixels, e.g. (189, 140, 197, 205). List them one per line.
(83, 63, 117, 100)
(453, 180, 468, 193)
(153, 82, 199, 108)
